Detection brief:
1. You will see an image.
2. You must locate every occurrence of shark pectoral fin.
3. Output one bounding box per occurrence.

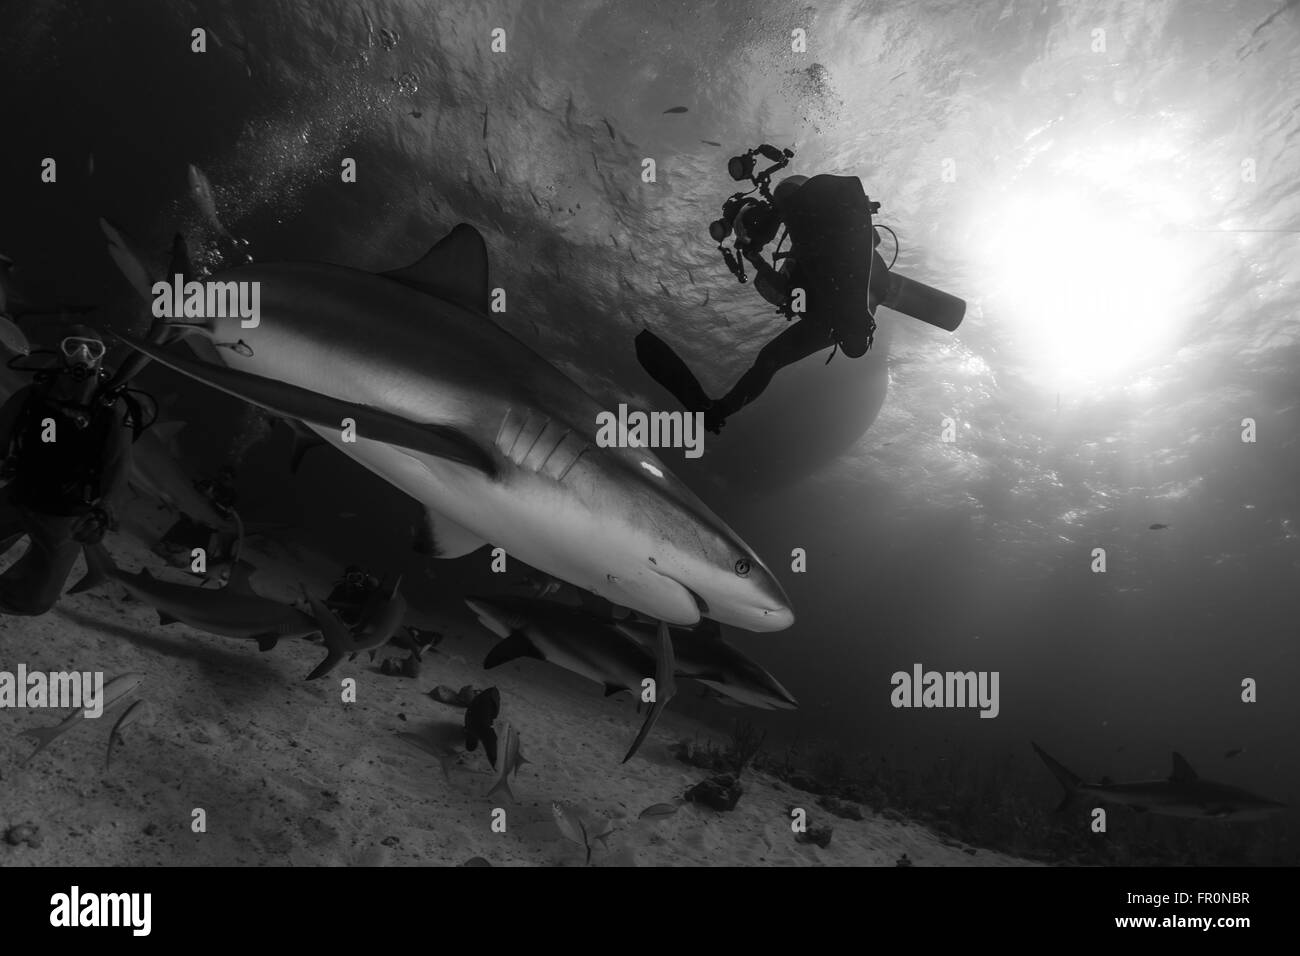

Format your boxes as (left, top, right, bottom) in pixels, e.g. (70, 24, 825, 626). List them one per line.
(482, 632, 544, 670)
(414, 507, 487, 558)
(486, 774, 514, 802)
(306, 648, 345, 681)
(68, 542, 113, 595)
(603, 683, 626, 698)
(254, 633, 279, 653)
(382, 224, 489, 315)
(289, 424, 327, 473)
(622, 621, 677, 764)
(157, 610, 180, 626)
(115, 335, 497, 476)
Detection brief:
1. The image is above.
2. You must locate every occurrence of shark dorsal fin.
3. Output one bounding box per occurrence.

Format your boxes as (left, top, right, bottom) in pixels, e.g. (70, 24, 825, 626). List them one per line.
(382, 224, 489, 315)
(1170, 752, 1198, 784)
(224, 561, 258, 596)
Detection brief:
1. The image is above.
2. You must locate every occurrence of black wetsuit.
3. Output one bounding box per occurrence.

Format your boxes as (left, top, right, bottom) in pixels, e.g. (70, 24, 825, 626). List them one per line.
(0, 383, 131, 615)
(711, 202, 892, 424)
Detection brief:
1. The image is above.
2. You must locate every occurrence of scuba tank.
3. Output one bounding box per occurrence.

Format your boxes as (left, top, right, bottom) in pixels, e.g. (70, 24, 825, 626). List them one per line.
(772, 174, 966, 348)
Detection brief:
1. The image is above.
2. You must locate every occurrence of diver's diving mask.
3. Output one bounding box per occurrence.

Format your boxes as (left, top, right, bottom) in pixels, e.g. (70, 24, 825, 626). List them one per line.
(60, 336, 106, 380)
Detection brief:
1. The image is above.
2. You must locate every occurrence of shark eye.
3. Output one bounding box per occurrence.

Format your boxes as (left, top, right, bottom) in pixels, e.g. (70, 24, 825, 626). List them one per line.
(734, 558, 751, 577)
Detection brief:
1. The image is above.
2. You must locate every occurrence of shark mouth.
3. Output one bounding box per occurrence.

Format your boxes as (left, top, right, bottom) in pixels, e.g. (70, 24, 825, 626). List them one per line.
(651, 567, 710, 618)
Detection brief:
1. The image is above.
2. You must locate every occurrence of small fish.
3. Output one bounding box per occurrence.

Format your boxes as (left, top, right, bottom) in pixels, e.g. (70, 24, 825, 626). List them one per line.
(486, 722, 527, 801)
(187, 164, 235, 240)
(591, 150, 599, 172)
(87, 152, 95, 176)
(602, 118, 616, 141)
(105, 699, 149, 771)
(638, 802, 679, 820)
(1148, 523, 1169, 530)
(464, 687, 500, 766)
(662, 106, 689, 114)
(657, 279, 671, 297)
(552, 802, 593, 864)
(1224, 748, 1245, 759)
(700, 140, 722, 147)
(22, 673, 145, 766)
(482, 108, 489, 139)
(484, 148, 497, 176)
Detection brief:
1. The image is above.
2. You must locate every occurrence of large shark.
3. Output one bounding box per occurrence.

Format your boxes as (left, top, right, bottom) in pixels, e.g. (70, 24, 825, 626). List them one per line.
(116, 224, 792, 632)
(616, 618, 798, 711)
(1032, 743, 1288, 822)
(75, 543, 319, 650)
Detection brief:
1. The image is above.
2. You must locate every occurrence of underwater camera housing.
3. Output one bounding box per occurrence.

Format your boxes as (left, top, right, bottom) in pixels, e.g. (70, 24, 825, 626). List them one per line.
(727, 153, 756, 183)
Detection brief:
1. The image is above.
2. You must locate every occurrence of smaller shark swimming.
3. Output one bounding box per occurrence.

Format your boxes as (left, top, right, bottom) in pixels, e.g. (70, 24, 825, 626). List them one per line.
(304, 574, 407, 680)
(1032, 742, 1288, 822)
(129, 422, 239, 531)
(464, 595, 676, 762)
(616, 618, 798, 711)
(74, 544, 319, 651)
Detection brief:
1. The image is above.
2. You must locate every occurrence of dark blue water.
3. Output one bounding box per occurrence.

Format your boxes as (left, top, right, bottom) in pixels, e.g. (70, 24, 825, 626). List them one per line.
(3, 0, 1298, 863)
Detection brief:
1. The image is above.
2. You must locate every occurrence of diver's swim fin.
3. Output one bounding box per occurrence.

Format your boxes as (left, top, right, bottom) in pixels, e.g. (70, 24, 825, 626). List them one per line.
(635, 330, 712, 413)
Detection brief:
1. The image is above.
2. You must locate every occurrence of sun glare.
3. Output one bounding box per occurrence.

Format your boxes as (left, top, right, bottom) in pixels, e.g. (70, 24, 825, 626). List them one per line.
(979, 164, 1196, 392)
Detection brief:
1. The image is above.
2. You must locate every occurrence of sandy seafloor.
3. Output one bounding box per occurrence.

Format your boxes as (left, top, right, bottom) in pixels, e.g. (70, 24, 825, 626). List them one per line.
(0, 496, 1033, 868)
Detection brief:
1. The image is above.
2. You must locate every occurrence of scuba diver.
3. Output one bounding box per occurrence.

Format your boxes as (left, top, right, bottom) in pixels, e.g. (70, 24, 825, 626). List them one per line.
(637, 145, 967, 433)
(0, 326, 134, 615)
(325, 564, 380, 627)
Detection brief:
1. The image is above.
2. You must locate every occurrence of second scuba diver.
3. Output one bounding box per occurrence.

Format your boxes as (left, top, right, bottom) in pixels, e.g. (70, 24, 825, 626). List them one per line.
(637, 145, 967, 433)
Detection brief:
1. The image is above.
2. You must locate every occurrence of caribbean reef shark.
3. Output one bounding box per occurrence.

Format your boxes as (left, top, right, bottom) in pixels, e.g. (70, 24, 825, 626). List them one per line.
(129, 421, 237, 530)
(1032, 742, 1288, 822)
(616, 617, 798, 711)
(466, 594, 675, 762)
(74, 543, 319, 650)
(304, 574, 407, 680)
(115, 223, 792, 632)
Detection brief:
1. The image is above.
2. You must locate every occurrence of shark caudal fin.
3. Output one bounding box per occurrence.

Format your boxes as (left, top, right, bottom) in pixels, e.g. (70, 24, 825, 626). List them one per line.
(20, 720, 73, 766)
(1031, 742, 1084, 812)
(67, 542, 115, 595)
(305, 595, 351, 681)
